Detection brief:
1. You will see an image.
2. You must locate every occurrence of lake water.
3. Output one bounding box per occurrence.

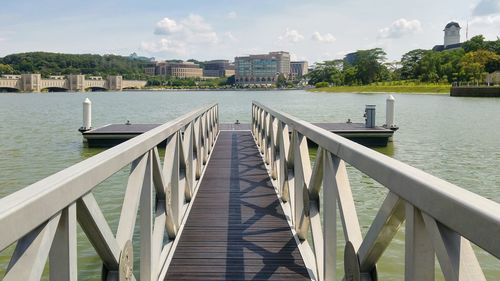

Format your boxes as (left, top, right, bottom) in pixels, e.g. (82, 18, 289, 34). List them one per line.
(0, 90, 499, 280)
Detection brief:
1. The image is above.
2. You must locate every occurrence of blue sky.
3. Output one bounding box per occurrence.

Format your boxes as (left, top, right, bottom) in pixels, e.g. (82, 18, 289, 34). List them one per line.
(0, 0, 499, 63)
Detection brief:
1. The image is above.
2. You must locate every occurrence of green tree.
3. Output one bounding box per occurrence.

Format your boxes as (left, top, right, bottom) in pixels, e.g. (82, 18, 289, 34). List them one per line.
(0, 64, 15, 75)
(460, 50, 500, 82)
(462, 35, 500, 55)
(462, 35, 486, 53)
(306, 60, 343, 85)
(342, 65, 358, 85)
(276, 73, 287, 88)
(350, 48, 387, 84)
(400, 49, 428, 80)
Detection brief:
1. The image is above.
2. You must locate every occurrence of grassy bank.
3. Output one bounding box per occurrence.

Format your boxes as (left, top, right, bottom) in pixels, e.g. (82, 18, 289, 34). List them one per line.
(310, 84, 451, 94)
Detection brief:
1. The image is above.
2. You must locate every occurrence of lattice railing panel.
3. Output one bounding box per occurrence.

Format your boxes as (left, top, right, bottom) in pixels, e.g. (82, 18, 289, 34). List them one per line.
(0, 104, 218, 281)
(252, 102, 498, 281)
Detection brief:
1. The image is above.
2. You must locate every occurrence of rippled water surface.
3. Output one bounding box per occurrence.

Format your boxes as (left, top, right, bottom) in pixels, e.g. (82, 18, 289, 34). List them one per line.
(0, 90, 499, 280)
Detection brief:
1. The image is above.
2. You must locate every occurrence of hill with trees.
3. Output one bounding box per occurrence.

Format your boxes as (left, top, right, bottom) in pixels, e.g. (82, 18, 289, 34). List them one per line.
(0, 52, 153, 80)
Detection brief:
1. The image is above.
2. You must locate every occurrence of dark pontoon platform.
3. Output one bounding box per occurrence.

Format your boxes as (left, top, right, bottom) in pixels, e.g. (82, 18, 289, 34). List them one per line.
(82, 122, 394, 148)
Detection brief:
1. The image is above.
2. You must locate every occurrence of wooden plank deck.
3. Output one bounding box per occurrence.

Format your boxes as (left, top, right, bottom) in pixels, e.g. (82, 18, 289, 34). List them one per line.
(165, 131, 311, 281)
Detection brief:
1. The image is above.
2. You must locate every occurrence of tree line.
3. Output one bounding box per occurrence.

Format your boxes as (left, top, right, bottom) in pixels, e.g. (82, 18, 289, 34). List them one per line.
(307, 35, 500, 87)
(2, 36, 499, 87)
(0, 52, 151, 80)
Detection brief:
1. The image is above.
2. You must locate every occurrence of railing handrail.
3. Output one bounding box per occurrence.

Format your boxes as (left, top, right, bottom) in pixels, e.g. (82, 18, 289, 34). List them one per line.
(0, 103, 217, 251)
(252, 101, 500, 259)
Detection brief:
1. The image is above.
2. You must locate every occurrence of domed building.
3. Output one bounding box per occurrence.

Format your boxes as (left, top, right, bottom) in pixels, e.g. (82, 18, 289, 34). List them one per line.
(432, 22, 463, 51)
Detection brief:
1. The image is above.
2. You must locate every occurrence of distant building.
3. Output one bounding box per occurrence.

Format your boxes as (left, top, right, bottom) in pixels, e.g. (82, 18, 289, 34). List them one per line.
(271, 51, 291, 76)
(235, 51, 290, 86)
(290, 61, 309, 80)
(203, 60, 235, 78)
(144, 63, 156, 75)
(432, 22, 462, 51)
(168, 62, 203, 78)
(145, 61, 203, 78)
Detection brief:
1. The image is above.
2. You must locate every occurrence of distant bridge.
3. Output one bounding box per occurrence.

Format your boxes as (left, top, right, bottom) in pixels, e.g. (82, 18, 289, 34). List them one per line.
(0, 74, 147, 92)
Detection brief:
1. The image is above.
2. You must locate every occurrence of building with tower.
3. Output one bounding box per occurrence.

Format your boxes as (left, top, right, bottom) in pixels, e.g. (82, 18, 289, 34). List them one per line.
(432, 22, 463, 51)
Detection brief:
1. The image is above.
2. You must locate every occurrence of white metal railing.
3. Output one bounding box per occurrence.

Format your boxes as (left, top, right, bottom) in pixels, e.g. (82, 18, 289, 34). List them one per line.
(252, 101, 500, 281)
(0, 103, 218, 281)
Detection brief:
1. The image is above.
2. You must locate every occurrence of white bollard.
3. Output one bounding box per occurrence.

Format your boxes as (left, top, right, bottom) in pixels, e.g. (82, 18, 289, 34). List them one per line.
(82, 98, 92, 131)
(386, 95, 395, 128)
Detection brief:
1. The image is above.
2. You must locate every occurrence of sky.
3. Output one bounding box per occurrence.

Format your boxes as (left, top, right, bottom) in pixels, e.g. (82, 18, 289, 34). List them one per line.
(0, 0, 499, 63)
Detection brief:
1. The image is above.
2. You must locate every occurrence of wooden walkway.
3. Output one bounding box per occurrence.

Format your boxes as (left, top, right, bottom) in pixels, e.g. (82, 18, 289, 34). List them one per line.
(165, 131, 310, 281)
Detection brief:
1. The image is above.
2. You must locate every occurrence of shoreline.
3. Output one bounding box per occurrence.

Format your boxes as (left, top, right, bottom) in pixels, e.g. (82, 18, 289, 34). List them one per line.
(1, 86, 454, 94)
(309, 85, 451, 94)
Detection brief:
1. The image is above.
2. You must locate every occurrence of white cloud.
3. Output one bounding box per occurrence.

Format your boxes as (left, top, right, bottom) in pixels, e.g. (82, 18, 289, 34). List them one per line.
(470, 14, 500, 26)
(312, 31, 336, 43)
(141, 38, 187, 56)
(378, 18, 422, 39)
(181, 14, 212, 33)
(227, 11, 237, 19)
(154, 18, 182, 35)
(472, 0, 500, 16)
(278, 28, 304, 43)
(470, 0, 500, 28)
(146, 14, 219, 56)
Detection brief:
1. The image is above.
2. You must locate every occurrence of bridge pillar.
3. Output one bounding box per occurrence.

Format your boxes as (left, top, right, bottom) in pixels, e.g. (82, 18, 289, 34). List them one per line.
(107, 76, 123, 91)
(68, 75, 86, 92)
(20, 74, 42, 92)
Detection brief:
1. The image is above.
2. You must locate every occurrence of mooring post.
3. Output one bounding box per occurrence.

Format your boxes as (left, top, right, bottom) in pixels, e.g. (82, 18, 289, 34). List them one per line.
(79, 98, 92, 133)
(385, 95, 395, 128)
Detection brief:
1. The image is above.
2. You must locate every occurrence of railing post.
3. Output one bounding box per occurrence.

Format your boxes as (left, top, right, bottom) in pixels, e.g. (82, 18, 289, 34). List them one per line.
(164, 132, 183, 228)
(259, 109, 266, 155)
(202, 113, 209, 164)
(258, 107, 263, 146)
(49, 204, 77, 281)
(215, 105, 219, 134)
(322, 151, 336, 281)
(4, 213, 62, 281)
(405, 204, 435, 281)
(140, 150, 153, 281)
(183, 122, 195, 200)
(421, 213, 486, 281)
(278, 122, 291, 202)
(292, 130, 311, 239)
(252, 104, 256, 137)
(194, 117, 202, 179)
(207, 109, 213, 150)
(270, 116, 279, 180)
